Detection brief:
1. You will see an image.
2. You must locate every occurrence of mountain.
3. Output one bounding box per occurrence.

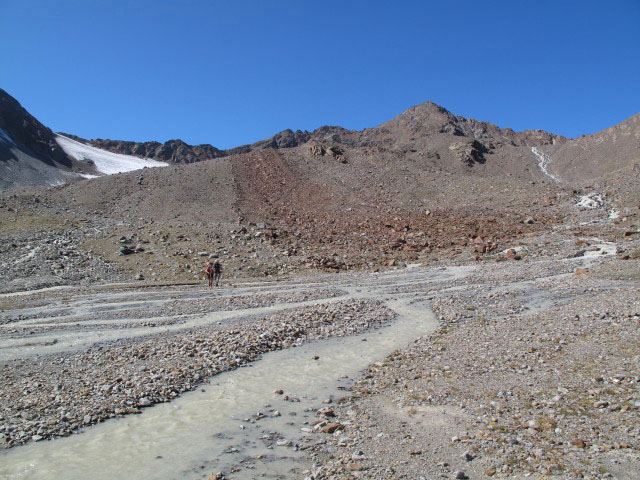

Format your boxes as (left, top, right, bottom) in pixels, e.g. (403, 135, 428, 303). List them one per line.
(55, 134, 169, 175)
(1, 86, 637, 205)
(66, 102, 568, 165)
(0, 88, 80, 188)
(0, 89, 175, 188)
(1, 90, 638, 289)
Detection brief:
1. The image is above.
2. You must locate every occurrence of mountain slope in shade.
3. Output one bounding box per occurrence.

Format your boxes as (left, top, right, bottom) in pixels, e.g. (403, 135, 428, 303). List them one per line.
(0, 88, 85, 188)
(0, 128, 74, 189)
(0, 88, 69, 168)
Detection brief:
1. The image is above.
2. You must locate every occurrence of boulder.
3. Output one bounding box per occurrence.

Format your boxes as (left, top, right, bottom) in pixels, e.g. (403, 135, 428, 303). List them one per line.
(505, 249, 521, 260)
(321, 422, 345, 433)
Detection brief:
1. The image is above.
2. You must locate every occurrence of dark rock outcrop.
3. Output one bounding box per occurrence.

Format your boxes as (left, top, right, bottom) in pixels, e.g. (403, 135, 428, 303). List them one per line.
(449, 139, 489, 166)
(0, 88, 70, 167)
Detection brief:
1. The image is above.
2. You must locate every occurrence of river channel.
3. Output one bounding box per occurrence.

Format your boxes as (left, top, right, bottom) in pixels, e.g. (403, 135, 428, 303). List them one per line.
(0, 266, 471, 479)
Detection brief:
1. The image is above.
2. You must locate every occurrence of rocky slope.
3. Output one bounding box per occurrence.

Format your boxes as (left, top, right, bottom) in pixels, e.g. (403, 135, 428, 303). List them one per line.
(1, 88, 638, 290)
(542, 112, 640, 183)
(0, 88, 69, 168)
(0, 89, 92, 188)
(25, 99, 571, 174)
(2, 86, 637, 197)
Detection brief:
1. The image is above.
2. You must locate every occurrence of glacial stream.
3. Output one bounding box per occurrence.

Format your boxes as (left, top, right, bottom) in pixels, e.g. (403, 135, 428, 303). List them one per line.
(0, 268, 469, 480)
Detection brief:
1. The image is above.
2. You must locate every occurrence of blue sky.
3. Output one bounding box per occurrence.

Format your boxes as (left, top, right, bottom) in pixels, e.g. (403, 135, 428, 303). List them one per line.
(1, 0, 639, 148)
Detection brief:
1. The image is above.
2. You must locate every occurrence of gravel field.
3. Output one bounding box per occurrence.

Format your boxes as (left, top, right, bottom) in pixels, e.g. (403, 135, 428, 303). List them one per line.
(0, 227, 638, 480)
(0, 287, 345, 331)
(0, 298, 393, 448)
(303, 257, 640, 480)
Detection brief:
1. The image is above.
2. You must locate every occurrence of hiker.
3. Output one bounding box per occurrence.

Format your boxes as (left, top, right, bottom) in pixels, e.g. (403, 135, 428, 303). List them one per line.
(213, 259, 223, 286)
(204, 261, 214, 287)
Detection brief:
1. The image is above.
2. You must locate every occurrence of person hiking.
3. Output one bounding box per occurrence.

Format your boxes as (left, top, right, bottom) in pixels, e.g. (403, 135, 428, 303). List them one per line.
(213, 259, 223, 287)
(204, 261, 214, 287)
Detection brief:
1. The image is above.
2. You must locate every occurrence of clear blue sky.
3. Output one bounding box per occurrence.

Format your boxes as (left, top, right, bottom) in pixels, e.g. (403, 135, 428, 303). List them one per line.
(1, 0, 639, 149)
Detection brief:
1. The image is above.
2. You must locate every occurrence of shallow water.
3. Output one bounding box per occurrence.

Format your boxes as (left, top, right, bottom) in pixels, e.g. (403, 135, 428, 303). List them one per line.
(0, 294, 351, 362)
(0, 296, 436, 480)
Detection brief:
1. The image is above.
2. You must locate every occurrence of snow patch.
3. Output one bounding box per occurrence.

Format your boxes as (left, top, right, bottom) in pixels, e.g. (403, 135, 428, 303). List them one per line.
(0, 127, 16, 146)
(55, 134, 168, 175)
(576, 193, 605, 209)
(608, 210, 620, 220)
(531, 147, 560, 182)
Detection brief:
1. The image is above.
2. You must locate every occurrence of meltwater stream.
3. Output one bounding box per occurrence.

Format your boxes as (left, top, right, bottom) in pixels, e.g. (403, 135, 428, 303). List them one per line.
(0, 296, 437, 480)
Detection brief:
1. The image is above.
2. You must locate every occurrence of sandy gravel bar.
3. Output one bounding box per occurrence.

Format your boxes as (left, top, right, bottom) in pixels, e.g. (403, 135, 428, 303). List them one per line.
(0, 287, 345, 332)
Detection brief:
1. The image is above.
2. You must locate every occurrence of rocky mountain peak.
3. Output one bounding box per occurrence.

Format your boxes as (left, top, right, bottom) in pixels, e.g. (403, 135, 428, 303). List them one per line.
(375, 101, 566, 147)
(377, 101, 456, 135)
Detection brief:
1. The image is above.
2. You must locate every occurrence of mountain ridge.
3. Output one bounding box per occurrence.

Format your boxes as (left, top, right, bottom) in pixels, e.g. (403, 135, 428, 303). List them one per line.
(1, 87, 638, 192)
(64, 100, 568, 162)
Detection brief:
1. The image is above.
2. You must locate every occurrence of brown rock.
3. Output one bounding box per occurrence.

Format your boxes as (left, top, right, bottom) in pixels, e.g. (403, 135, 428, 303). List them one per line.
(505, 248, 521, 260)
(317, 407, 335, 417)
(308, 142, 325, 156)
(571, 438, 587, 448)
(321, 422, 345, 433)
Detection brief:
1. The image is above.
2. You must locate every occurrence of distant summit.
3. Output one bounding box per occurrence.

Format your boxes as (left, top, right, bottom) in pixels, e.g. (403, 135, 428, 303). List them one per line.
(377, 101, 565, 146)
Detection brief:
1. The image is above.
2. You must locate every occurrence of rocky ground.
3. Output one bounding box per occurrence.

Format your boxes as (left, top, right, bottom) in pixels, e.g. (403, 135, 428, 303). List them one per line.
(0, 298, 393, 448)
(0, 223, 637, 480)
(302, 258, 640, 480)
(0, 287, 344, 331)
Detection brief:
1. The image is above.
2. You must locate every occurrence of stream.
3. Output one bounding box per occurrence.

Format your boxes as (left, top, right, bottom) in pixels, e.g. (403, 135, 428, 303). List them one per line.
(0, 267, 471, 479)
